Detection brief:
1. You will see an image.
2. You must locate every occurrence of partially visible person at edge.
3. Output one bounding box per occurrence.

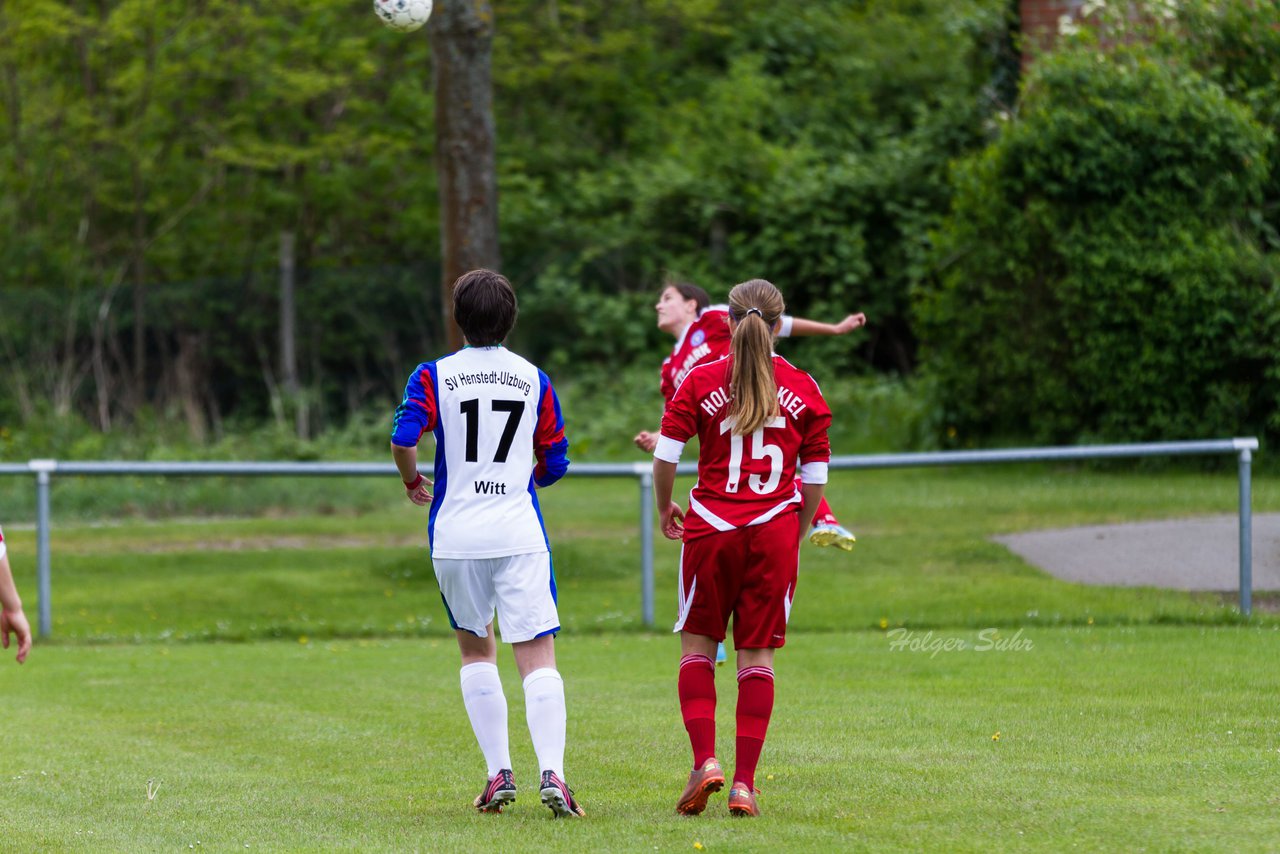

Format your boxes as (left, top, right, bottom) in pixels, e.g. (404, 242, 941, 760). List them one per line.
(390, 269, 583, 818)
(652, 278, 832, 818)
(0, 524, 33, 664)
(634, 280, 863, 553)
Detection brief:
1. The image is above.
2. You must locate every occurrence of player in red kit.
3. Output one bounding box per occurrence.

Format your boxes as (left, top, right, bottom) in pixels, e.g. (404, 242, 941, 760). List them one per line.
(635, 281, 861, 552)
(637, 282, 860, 666)
(652, 279, 831, 818)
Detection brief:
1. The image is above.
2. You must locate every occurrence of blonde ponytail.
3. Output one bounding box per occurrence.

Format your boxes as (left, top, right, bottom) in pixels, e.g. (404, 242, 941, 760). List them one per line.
(727, 279, 784, 435)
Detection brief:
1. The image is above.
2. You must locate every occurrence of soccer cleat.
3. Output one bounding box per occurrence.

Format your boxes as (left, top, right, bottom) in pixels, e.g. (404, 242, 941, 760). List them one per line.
(473, 768, 517, 813)
(808, 522, 856, 551)
(539, 770, 585, 818)
(727, 785, 761, 817)
(715, 642, 727, 666)
(675, 757, 725, 816)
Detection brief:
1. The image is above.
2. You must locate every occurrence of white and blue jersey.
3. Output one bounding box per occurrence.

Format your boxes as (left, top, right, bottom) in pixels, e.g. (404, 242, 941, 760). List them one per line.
(391, 346, 569, 560)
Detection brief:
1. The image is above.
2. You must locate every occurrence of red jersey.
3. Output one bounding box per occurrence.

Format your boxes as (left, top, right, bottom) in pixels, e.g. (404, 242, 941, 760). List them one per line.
(659, 306, 796, 402)
(656, 355, 831, 541)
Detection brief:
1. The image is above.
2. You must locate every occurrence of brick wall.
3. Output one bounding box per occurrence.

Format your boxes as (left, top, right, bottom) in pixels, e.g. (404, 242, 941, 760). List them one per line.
(1020, 0, 1084, 68)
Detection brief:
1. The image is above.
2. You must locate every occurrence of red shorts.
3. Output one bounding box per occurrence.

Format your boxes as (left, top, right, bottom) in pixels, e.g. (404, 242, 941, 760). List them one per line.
(674, 512, 799, 649)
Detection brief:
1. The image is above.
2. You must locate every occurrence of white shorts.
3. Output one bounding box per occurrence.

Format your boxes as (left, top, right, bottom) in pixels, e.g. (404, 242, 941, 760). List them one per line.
(433, 551, 559, 643)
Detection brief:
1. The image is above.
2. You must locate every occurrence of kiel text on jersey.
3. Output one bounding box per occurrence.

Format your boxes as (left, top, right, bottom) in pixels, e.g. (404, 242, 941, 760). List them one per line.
(699, 385, 809, 420)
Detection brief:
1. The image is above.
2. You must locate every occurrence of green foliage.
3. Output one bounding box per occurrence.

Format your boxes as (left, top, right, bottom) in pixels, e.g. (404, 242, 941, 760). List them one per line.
(919, 6, 1280, 446)
(502, 0, 1012, 375)
(0, 0, 1012, 437)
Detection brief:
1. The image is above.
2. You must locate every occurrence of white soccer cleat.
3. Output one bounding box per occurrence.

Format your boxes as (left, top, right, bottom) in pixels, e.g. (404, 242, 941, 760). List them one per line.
(808, 523, 856, 552)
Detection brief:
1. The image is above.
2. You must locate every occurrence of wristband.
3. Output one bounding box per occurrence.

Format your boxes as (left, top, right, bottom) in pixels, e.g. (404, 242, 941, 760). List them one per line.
(404, 473, 424, 491)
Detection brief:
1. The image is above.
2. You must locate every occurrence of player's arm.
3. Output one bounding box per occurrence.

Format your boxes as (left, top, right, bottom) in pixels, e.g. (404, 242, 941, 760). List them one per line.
(0, 537, 32, 664)
(781, 312, 867, 337)
(652, 378, 702, 539)
(797, 482, 825, 549)
(533, 370, 570, 488)
(637, 363, 677, 453)
(390, 363, 437, 506)
(652, 457, 684, 540)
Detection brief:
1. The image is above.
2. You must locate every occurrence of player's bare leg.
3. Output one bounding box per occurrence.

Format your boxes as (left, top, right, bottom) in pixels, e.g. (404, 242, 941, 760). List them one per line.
(676, 632, 726, 815)
(514, 634, 583, 817)
(456, 625, 516, 812)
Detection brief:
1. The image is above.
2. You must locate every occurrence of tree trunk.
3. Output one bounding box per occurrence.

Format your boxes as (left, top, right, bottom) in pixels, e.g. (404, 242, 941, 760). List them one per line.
(279, 229, 308, 439)
(174, 332, 208, 443)
(430, 0, 501, 352)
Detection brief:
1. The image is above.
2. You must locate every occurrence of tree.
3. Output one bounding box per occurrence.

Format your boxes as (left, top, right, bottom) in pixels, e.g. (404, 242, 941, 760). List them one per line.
(918, 28, 1277, 445)
(431, 0, 501, 351)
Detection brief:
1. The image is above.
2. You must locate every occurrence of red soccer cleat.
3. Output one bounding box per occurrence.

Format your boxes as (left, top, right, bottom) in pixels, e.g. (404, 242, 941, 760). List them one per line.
(676, 758, 725, 816)
(727, 785, 761, 817)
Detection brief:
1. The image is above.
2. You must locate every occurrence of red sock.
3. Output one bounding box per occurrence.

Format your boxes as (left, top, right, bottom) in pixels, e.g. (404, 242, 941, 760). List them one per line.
(678, 654, 717, 767)
(734, 666, 775, 790)
(812, 496, 838, 528)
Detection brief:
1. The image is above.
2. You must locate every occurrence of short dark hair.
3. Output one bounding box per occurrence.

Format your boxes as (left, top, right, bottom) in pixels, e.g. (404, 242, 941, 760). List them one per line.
(453, 269, 517, 346)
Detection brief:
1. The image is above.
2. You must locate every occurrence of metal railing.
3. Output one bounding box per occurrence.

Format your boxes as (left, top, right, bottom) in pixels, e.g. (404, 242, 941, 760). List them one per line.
(0, 437, 1260, 636)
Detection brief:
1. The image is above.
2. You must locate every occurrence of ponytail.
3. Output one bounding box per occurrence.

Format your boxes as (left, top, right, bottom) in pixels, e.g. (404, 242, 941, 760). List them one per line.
(726, 279, 784, 435)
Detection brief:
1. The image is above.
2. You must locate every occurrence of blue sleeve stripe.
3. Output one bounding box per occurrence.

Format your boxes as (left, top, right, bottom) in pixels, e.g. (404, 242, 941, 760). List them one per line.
(391, 364, 435, 447)
(425, 361, 448, 550)
(533, 369, 569, 488)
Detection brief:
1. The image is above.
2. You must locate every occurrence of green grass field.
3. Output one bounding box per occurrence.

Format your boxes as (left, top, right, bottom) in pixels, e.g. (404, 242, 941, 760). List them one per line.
(1, 466, 1278, 850)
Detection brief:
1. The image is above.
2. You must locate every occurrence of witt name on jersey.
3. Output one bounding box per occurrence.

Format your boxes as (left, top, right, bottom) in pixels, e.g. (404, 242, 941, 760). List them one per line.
(392, 346, 569, 560)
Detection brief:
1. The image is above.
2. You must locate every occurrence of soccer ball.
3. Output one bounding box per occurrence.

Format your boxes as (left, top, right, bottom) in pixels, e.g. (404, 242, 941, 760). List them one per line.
(374, 0, 432, 32)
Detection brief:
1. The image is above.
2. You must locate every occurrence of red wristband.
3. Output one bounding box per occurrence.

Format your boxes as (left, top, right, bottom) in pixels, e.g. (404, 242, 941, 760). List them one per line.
(404, 473, 424, 491)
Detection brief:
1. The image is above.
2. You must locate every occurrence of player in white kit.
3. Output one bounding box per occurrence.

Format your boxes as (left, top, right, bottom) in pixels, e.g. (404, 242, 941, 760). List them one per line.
(391, 269, 583, 818)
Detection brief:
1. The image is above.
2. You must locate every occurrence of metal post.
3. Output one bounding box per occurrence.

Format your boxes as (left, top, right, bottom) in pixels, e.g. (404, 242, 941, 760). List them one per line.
(31, 460, 56, 637)
(1238, 447, 1253, 618)
(639, 470, 655, 628)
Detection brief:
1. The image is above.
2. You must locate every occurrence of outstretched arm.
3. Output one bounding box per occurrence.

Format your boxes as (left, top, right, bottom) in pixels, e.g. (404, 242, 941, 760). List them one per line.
(786, 312, 866, 337)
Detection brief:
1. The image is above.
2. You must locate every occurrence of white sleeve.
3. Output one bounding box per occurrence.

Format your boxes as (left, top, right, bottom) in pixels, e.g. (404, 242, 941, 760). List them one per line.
(654, 435, 686, 464)
(799, 461, 828, 484)
(777, 315, 794, 337)
(0, 539, 6, 561)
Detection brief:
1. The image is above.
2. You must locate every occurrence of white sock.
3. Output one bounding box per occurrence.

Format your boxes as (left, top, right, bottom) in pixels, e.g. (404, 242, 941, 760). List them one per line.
(522, 668, 566, 779)
(460, 662, 511, 777)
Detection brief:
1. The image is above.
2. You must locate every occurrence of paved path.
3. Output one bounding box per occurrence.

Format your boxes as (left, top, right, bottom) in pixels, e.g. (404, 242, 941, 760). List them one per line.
(993, 513, 1280, 591)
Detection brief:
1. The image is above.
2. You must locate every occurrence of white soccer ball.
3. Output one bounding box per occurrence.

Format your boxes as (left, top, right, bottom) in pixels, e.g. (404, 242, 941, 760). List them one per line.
(374, 0, 432, 32)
